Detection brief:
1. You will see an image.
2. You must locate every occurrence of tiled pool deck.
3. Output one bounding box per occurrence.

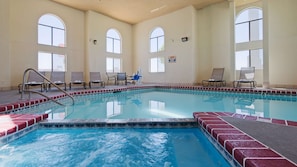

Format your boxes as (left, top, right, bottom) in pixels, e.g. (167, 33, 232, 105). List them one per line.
(193, 112, 297, 167)
(0, 84, 297, 167)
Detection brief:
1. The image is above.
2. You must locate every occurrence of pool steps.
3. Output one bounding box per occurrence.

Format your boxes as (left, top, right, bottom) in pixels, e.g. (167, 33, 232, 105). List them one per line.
(0, 114, 48, 144)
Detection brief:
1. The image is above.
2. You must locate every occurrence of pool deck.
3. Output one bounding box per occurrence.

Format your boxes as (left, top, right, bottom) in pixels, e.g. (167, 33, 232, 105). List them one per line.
(0, 84, 297, 167)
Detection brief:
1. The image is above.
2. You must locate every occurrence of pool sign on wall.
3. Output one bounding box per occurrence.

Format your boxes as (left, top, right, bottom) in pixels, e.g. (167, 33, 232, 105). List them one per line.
(168, 56, 176, 63)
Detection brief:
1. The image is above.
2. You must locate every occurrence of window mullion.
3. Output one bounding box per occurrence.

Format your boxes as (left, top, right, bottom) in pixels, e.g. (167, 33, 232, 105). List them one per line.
(112, 58, 114, 73)
(249, 50, 252, 67)
(249, 21, 251, 42)
(51, 53, 53, 72)
(51, 27, 54, 46)
(112, 38, 115, 53)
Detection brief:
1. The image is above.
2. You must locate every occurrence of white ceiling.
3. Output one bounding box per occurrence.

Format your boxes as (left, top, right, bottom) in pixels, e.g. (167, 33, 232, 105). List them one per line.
(52, 0, 260, 24)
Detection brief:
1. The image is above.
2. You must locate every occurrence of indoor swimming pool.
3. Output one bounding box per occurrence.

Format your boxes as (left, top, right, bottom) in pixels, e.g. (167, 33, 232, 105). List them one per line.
(2, 87, 297, 167)
(20, 88, 297, 122)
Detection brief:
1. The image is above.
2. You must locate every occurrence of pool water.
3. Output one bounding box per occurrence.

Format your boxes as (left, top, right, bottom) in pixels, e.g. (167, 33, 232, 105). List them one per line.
(0, 128, 231, 167)
(39, 88, 297, 121)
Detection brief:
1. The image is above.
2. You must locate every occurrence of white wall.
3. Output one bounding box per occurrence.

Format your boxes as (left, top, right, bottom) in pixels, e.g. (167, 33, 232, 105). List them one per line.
(133, 6, 197, 84)
(0, 0, 11, 90)
(267, 0, 297, 88)
(196, 1, 231, 84)
(85, 11, 133, 81)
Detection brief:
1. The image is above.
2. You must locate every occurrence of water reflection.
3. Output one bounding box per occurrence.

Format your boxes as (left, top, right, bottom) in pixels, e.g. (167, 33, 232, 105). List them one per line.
(234, 98, 263, 117)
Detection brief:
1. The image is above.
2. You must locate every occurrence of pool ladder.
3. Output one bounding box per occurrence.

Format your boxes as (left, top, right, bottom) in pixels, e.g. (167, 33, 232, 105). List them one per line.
(20, 68, 75, 106)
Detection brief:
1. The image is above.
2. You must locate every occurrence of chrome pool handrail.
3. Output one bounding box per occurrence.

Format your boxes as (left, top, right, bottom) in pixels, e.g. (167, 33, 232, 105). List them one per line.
(20, 68, 74, 106)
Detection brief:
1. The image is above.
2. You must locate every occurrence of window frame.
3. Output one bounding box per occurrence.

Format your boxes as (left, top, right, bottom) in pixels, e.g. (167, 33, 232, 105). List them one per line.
(150, 27, 165, 53)
(38, 14, 66, 47)
(235, 8, 263, 43)
(106, 57, 121, 73)
(106, 29, 122, 54)
(149, 57, 165, 73)
(235, 7, 263, 70)
(235, 49, 263, 70)
(38, 51, 67, 72)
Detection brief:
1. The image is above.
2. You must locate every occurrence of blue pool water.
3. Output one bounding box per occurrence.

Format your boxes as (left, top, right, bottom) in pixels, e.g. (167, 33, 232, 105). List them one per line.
(0, 128, 231, 167)
(36, 88, 297, 121)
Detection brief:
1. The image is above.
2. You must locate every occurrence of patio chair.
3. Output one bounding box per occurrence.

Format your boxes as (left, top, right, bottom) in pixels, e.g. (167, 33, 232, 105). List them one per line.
(202, 68, 226, 87)
(89, 72, 105, 88)
(48, 72, 67, 91)
(106, 72, 116, 85)
(69, 72, 86, 90)
(116, 72, 127, 85)
(19, 71, 46, 92)
(233, 67, 257, 88)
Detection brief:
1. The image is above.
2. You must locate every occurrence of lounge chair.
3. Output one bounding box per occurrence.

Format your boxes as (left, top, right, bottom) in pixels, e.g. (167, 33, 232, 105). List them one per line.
(233, 67, 256, 88)
(48, 72, 67, 91)
(116, 72, 127, 85)
(69, 72, 86, 90)
(106, 72, 116, 85)
(89, 72, 105, 88)
(202, 68, 226, 87)
(19, 71, 46, 92)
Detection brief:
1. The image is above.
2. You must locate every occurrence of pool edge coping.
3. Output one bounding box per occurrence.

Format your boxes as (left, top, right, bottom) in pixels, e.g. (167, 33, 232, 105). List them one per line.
(194, 112, 297, 167)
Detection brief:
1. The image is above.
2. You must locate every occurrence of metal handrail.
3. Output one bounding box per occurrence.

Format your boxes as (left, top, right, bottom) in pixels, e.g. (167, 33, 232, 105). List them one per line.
(21, 68, 75, 105)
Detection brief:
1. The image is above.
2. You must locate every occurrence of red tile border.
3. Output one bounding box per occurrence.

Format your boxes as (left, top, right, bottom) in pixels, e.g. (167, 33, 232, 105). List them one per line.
(234, 148, 280, 165)
(245, 158, 297, 167)
(193, 112, 297, 167)
(0, 114, 48, 138)
(225, 140, 265, 155)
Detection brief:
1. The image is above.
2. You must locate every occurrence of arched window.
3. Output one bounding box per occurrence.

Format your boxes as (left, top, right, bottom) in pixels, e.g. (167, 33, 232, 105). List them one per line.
(235, 8, 263, 43)
(106, 29, 121, 54)
(38, 14, 65, 47)
(38, 14, 66, 72)
(150, 27, 165, 53)
(235, 8, 263, 70)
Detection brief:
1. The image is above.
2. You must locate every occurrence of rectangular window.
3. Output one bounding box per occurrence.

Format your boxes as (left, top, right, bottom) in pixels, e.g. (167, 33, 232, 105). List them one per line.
(235, 49, 263, 70)
(235, 23, 249, 43)
(150, 57, 165, 73)
(106, 57, 121, 73)
(157, 36, 165, 52)
(38, 25, 65, 47)
(251, 49, 263, 69)
(38, 25, 51, 45)
(38, 52, 66, 72)
(150, 38, 158, 53)
(150, 36, 164, 53)
(106, 38, 113, 53)
(53, 28, 65, 47)
(114, 39, 121, 54)
(38, 52, 52, 71)
(235, 50, 249, 70)
(250, 20, 263, 41)
(53, 54, 66, 71)
(106, 37, 121, 54)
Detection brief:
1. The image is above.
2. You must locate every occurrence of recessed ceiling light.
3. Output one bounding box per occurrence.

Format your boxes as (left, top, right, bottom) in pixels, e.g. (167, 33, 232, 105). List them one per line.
(150, 5, 167, 13)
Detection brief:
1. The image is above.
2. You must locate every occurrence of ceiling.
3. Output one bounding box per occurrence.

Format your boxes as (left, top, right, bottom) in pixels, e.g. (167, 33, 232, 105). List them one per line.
(52, 0, 259, 24)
